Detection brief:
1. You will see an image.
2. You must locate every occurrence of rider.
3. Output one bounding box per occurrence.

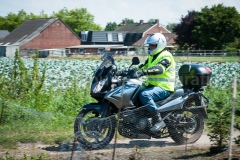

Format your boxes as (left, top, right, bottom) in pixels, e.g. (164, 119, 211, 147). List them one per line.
(137, 33, 176, 134)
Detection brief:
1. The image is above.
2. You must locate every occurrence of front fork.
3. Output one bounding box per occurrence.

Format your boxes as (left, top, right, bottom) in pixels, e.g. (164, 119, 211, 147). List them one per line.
(81, 100, 112, 118)
(101, 101, 113, 117)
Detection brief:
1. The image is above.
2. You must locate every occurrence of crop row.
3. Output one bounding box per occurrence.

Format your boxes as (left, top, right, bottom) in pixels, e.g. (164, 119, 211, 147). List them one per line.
(0, 58, 239, 89)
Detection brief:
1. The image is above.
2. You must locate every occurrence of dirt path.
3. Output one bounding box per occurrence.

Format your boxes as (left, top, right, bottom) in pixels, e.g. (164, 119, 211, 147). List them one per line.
(0, 133, 239, 160)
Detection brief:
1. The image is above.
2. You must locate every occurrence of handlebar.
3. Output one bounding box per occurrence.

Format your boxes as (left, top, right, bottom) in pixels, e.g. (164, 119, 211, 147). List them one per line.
(115, 69, 142, 78)
(116, 70, 128, 76)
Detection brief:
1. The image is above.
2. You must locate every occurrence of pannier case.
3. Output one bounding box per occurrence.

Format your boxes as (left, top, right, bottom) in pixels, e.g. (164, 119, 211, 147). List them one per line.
(178, 64, 212, 88)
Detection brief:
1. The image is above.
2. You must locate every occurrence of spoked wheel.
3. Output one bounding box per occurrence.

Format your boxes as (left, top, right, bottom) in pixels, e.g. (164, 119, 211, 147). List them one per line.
(168, 109, 204, 145)
(74, 109, 116, 150)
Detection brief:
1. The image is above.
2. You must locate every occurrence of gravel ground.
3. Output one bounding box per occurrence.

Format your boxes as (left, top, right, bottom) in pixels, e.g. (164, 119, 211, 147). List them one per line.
(0, 134, 240, 160)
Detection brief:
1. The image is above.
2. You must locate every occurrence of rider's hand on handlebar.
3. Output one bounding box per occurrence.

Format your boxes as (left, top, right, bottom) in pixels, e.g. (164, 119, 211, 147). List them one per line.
(138, 64, 144, 69)
(116, 70, 123, 76)
(116, 70, 127, 76)
(137, 70, 147, 76)
(136, 70, 143, 76)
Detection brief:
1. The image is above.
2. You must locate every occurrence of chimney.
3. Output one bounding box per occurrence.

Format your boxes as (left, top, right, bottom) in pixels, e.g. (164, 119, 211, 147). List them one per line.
(155, 19, 159, 24)
(140, 20, 144, 24)
(123, 20, 127, 25)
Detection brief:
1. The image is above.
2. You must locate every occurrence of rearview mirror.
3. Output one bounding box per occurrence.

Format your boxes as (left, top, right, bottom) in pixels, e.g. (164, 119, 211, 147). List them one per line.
(132, 57, 140, 65)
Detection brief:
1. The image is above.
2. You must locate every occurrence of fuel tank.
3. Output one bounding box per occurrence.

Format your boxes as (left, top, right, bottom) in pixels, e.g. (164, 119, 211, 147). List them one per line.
(105, 79, 143, 108)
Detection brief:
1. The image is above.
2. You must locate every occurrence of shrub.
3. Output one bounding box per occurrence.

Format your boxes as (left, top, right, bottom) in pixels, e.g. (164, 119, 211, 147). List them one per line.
(204, 86, 232, 148)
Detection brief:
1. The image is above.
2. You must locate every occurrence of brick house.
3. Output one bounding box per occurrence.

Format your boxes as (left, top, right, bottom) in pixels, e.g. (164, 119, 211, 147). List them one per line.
(115, 19, 176, 47)
(67, 31, 129, 55)
(68, 19, 176, 55)
(0, 18, 80, 57)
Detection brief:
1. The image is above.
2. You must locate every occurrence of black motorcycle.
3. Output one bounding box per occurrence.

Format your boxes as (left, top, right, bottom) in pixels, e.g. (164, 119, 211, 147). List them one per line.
(74, 52, 212, 150)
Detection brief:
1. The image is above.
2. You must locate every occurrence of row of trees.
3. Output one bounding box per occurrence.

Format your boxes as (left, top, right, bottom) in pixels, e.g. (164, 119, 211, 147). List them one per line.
(0, 9, 170, 34)
(0, 4, 240, 50)
(173, 4, 240, 50)
(0, 8, 102, 35)
(104, 18, 173, 31)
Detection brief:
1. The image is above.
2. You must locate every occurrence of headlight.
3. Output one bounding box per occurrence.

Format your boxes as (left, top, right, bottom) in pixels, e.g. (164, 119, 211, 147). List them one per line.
(92, 78, 108, 93)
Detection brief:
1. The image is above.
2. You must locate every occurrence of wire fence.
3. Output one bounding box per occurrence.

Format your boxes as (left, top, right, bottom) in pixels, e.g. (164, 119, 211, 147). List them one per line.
(32, 49, 240, 63)
(17, 49, 240, 56)
(0, 75, 239, 160)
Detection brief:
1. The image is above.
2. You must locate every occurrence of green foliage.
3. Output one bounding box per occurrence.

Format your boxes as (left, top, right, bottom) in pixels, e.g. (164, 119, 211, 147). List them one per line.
(105, 18, 135, 31)
(166, 22, 177, 33)
(204, 85, 240, 147)
(0, 53, 239, 150)
(233, 85, 240, 145)
(119, 18, 135, 25)
(173, 10, 197, 49)
(51, 7, 102, 34)
(0, 105, 74, 148)
(104, 22, 119, 31)
(52, 77, 94, 116)
(226, 47, 238, 52)
(0, 50, 96, 148)
(192, 4, 240, 50)
(0, 152, 49, 160)
(147, 19, 156, 23)
(0, 8, 101, 35)
(228, 38, 240, 49)
(173, 3, 240, 50)
(0, 10, 48, 32)
(0, 49, 48, 111)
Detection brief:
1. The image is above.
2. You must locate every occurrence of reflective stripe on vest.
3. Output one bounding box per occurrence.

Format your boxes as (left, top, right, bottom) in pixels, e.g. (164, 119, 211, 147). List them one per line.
(145, 50, 176, 92)
(148, 78, 175, 82)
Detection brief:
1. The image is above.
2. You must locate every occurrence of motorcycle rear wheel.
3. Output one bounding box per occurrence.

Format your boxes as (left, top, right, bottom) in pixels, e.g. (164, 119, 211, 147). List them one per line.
(168, 109, 204, 145)
(74, 109, 116, 150)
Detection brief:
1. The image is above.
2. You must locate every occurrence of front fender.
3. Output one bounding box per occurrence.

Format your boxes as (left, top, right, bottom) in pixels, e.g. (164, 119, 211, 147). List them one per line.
(81, 103, 108, 116)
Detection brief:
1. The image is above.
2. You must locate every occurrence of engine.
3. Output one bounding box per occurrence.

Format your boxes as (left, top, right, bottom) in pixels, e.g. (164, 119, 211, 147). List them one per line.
(136, 118, 152, 130)
(121, 110, 138, 124)
(120, 109, 153, 130)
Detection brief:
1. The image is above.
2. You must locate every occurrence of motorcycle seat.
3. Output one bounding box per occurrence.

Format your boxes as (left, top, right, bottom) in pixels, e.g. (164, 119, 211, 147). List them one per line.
(155, 86, 190, 107)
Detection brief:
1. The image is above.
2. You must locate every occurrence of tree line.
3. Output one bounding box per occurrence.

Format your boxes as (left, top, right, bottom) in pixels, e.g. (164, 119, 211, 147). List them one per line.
(0, 4, 240, 50)
(173, 4, 240, 50)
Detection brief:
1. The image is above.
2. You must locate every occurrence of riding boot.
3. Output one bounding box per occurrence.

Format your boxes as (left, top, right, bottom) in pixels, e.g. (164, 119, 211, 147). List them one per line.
(150, 111, 166, 134)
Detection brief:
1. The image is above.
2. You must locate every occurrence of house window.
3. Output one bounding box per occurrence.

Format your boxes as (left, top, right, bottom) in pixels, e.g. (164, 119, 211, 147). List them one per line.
(79, 48, 84, 54)
(127, 34, 133, 41)
(81, 34, 87, 41)
(65, 49, 70, 54)
(107, 33, 112, 41)
(98, 48, 104, 53)
(118, 33, 123, 42)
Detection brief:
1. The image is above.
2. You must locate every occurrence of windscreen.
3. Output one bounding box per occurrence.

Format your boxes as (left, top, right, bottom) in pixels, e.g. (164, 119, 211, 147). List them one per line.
(91, 52, 115, 94)
(93, 52, 114, 78)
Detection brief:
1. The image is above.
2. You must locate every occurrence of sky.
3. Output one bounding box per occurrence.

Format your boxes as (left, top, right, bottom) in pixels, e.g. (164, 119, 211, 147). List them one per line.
(0, 0, 240, 28)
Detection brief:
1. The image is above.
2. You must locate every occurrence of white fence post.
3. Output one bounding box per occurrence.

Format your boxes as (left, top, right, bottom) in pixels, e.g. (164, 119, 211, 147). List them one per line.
(228, 75, 237, 160)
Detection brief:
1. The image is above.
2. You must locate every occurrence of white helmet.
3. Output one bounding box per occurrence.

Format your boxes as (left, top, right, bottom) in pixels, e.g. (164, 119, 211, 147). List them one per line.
(144, 33, 167, 56)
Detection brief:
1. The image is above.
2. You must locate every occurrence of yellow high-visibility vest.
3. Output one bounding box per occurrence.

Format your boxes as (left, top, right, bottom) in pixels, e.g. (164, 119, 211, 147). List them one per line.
(141, 50, 175, 92)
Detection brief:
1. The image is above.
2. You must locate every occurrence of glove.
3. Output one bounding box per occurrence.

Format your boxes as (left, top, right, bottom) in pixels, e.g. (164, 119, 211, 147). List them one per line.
(142, 69, 147, 75)
(116, 70, 128, 76)
(137, 69, 147, 76)
(116, 70, 123, 76)
(139, 64, 144, 69)
(131, 67, 138, 71)
(137, 70, 143, 76)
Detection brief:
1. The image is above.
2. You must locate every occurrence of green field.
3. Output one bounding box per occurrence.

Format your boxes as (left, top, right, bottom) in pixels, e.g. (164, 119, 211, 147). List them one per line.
(64, 54, 240, 62)
(0, 54, 239, 155)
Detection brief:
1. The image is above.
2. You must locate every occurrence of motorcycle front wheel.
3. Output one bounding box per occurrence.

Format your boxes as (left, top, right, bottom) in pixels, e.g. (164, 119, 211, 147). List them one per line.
(74, 109, 116, 150)
(168, 109, 204, 145)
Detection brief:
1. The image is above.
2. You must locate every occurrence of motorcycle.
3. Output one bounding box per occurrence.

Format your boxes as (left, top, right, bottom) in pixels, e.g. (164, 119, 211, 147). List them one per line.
(74, 52, 212, 150)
